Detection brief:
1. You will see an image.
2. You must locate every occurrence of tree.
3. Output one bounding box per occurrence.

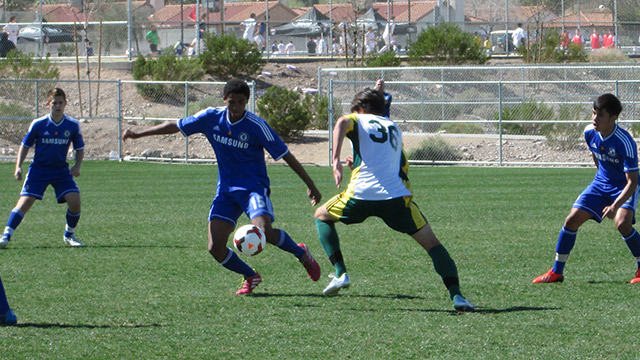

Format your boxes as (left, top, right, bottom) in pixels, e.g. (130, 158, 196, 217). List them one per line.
(407, 22, 488, 65)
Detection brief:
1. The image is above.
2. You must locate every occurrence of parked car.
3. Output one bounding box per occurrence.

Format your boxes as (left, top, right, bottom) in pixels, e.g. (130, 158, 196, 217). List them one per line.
(17, 24, 75, 44)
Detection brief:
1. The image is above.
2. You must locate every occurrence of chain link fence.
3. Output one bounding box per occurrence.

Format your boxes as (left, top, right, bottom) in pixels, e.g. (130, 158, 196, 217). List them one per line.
(322, 65, 640, 166)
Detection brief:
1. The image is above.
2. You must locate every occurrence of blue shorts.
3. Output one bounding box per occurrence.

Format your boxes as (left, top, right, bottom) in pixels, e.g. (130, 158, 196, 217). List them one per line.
(208, 186, 275, 226)
(21, 166, 79, 203)
(573, 182, 640, 223)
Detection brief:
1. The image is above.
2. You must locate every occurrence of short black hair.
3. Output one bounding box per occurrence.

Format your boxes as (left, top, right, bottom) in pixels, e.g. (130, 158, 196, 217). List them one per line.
(47, 87, 66, 102)
(594, 93, 622, 117)
(350, 88, 385, 116)
(223, 79, 250, 99)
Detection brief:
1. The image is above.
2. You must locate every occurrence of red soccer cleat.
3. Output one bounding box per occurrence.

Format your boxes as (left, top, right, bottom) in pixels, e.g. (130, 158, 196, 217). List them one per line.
(235, 272, 262, 295)
(532, 269, 564, 284)
(298, 243, 321, 281)
(630, 269, 640, 284)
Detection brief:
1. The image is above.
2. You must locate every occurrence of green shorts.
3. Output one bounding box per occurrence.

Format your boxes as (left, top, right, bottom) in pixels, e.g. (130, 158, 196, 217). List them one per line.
(324, 192, 427, 235)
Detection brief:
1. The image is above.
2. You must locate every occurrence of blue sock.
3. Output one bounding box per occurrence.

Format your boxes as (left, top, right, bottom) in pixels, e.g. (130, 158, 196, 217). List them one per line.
(553, 227, 577, 274)
(65, 210, 81, 237)
(275, 229, 304, 258)
(219, 248, 255, 278)
(623, 229, 640, 269)
(4, 209, 24, 239)
(0, 274, 10, 314)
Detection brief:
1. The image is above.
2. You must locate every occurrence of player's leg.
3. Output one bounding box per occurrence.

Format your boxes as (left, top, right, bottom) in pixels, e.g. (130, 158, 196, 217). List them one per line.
(208, 218, 262, 295)
(534, 191, 601, 283)
(0, 274, 17, 326)
(614, 208, 640, 283)
(1, 196, 37, 248)
(61, 192, 84, 247)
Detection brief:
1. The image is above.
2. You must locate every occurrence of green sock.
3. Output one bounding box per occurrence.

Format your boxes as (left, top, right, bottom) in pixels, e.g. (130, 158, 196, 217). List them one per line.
(428, 244, 462, 299)
(315, 218, 347, 276)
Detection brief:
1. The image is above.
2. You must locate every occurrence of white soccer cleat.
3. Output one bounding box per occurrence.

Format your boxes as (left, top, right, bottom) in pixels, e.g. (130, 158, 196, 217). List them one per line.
(0, 235, 9, 249)
(323, 273, 350, 296)
(63, 234, 85, 247)
(453, 295, 475, 312)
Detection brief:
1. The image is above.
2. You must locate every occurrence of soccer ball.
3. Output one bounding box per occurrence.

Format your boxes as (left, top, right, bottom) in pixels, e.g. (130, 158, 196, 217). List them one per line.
(233, 225, 266, 256)
(599, 4, 605, 10)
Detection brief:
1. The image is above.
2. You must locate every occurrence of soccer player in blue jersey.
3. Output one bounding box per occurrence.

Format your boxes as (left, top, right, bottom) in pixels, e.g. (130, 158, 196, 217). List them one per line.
(0, 273, 17, 325)
(313, 88, 474, 311)
(533, 94, 640, 284)
(122, 79, 323, 295)
(1, 88, 85, 248)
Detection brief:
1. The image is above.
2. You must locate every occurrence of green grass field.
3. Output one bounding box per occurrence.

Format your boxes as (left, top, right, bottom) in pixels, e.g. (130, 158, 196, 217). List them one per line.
(0, 162, 639, 359)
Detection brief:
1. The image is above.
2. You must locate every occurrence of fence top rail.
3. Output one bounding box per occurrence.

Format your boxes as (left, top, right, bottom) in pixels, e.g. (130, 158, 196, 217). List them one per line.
(321, 64, 640, 72)
(121, 80, 228, 86)
(329, 79, 640, 85)
(0, 78, 120, 84)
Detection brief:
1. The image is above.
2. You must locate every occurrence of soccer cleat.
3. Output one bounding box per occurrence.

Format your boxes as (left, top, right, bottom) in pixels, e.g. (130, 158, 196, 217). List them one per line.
(298, 243, 321, 281)
(0, 309, 17, 326)
(630, 269, 640, 284)
(235, 272, 262, 295)
(63, 234, 85, 247)
(532, 269, 564, 283)
(323, 273, 350, 296)
(453, 295, 475, 312)
(0, 235, 9, 249)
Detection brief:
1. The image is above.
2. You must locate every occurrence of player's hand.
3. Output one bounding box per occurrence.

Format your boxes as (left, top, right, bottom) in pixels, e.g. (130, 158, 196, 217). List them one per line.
(70, 166, 81, 177)
(345, 155, 354, 169)
(14, 167, 22, 181)
(121, 129, 137, 141)
(307, 187, 322, 206)
(333, 161, 343, 188)
(602, 205, 618, 220)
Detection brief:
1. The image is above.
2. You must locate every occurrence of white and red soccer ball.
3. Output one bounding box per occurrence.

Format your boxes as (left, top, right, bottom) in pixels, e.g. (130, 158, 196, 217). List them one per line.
(233, 224, 266, 256)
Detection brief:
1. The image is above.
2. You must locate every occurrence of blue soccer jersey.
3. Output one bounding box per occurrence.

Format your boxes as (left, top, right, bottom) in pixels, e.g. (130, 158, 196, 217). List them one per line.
(22, 114, 85, 169)
(177, 107, 289, 193)
(585, 124, 639, 188)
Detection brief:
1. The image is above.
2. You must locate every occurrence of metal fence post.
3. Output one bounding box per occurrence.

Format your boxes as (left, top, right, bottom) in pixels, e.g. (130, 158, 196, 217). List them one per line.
(35, 80, 39, 118)
(185, 81, 189, 163)
(498, 81, 503, 166)
(117, 78, 122, 159)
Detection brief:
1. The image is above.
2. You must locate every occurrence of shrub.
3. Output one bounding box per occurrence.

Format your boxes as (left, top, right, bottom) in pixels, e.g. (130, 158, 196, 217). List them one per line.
(589, 48, 630, 63)
(132, 53, 204, 104)
(364, 51, 402, 67)
(57, 43, 76, 57)
(495, 99, 554, 135)
(547, 103, 586, 150)
(200, 33, 264, 79)
(439, 122, 485, 134)
(407, 137, 462, 162)
(0, 102, 37, 144)
(408, 22, 488, 65)
(0, 50, 59, 105)
(188, 95, 224, 114)
(307, 93, 342, 130)
(257, 86, 311, 139)
(519, 30, 588, 63)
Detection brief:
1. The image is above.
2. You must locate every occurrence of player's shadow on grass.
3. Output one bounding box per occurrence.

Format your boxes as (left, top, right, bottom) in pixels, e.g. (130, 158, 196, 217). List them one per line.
(5, 244, 193, 251)
(250, 293, 425, 300)
(395, 306, 560, 315)
(14, 322, 165, 329)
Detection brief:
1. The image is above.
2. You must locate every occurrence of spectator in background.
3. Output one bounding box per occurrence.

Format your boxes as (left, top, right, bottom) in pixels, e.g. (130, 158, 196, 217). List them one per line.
(590, 28, 602, 50)
(374, 79, 392, 118)
(316, 36, 327, 55)
(277, 40, 285, 55)
(242, 13, 257, 43)
(603, 29, 613, 48)
(483, 36, 492, 55)
(378, 16, 395, 53)
(307, 37, 317, 55)
(572, 28, 584, 48)
(145, 25, 159, 56)
(512, 23, 526, 49)
(285, 40, 295, 56)
(560, 30, 571, 50)
(365, 27, 377, 53)
(0, 32, 16, 57)
(254, 22, 266, 51)
(86, 41, 94, 56)
(3, 16, 19, 46)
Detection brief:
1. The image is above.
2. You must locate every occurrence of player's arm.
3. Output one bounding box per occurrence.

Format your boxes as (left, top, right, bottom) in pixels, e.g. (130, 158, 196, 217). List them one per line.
(122, 120, 179, 141)
(69, 149, 84, 177)
(282, 152, 322, 206)
(332, 115, 351, 188)
(603, 171, 639, 219)
(591, 153, 599, 169)
(14, 144, 29, 181)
